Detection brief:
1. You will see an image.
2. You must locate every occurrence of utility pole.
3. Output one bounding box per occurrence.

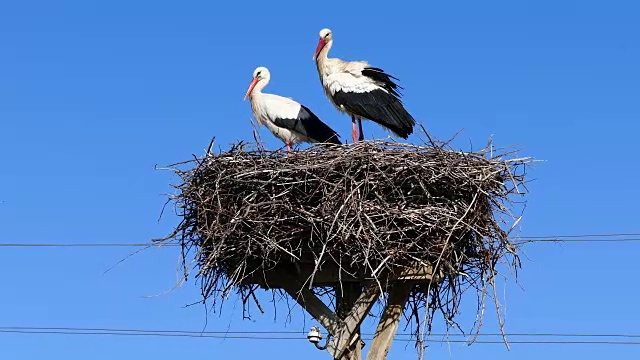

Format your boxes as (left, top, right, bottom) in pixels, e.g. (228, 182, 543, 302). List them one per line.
(277, 264, 432, 360)
(335, 283, 364, 360)
(364, 281, 413, 360)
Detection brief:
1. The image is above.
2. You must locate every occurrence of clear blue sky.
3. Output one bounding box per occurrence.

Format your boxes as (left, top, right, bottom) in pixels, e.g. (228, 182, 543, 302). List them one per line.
(1, 0, 639, 359)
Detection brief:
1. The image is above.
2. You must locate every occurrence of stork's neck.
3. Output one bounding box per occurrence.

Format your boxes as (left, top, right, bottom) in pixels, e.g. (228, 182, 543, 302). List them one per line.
(249, 78, 268, 99)
(315, 40, 333, 74)
(249, 80, 269, 125)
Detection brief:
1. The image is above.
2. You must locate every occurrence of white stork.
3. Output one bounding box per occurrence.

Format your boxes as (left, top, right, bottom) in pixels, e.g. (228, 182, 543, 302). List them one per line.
(243, 66, 341, 151)
(313, 28, 417, 143)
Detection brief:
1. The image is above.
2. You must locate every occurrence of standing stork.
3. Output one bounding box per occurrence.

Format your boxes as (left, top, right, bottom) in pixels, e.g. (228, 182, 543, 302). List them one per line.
(313, 28, 417, 143)
(243, 66, 341, 151)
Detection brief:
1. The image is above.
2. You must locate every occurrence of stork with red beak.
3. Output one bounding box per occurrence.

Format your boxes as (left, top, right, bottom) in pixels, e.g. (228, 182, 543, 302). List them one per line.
(243, 66, 341, 151)
(313, 28, 417, 143)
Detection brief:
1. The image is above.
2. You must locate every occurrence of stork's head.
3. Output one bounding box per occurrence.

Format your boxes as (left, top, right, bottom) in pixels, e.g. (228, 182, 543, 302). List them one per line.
(243, 66, 270, 101)
(314, 28, 333, 60)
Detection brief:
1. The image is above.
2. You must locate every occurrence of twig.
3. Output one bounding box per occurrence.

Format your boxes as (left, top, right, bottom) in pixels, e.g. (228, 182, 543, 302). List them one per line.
(156, 128, 532, 356)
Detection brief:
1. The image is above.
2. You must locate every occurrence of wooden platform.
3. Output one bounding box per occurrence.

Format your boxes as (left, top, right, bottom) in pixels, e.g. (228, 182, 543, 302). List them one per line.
(240, 261, 435, 289)
(238, 261, 437, 359)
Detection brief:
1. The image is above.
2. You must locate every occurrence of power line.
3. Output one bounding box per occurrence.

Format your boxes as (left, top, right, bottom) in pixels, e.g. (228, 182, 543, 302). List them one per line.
(518, 233, 640, 239)
(1, 328, 640, 345)
(0, 329, 295, 339)
(0, 243, 174, 248)
(515, 232, 640, 243)
(514, 237, 640, 243)
(2, 233, 640, 247)
(2, 326, 640, 339)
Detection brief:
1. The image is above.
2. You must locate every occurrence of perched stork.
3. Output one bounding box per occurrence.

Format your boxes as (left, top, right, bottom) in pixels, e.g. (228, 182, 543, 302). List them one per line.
(313, 28, 417, 143)
(243, 66, 341, 151)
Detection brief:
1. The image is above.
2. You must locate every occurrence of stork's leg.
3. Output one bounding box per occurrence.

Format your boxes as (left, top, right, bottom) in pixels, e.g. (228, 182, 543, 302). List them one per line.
(357, 119, 365, 141)
(351, 116, 358, 143)
(286, 142, 292, 152)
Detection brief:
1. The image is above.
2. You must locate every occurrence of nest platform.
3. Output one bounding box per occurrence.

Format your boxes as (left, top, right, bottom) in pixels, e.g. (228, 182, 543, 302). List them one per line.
(158, 136, 531, 357)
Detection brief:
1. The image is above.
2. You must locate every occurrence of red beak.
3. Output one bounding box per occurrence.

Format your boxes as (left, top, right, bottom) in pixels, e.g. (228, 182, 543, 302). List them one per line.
(314, 39, 327, 60)
(243, 78, 259, 101)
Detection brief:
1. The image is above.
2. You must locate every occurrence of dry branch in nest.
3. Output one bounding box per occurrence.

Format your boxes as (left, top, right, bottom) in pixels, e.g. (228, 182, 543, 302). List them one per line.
(157, 134, 532, 348)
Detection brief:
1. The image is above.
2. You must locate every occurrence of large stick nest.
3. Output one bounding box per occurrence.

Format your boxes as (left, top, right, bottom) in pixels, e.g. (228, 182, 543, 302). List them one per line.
(158, 134, 532, 346)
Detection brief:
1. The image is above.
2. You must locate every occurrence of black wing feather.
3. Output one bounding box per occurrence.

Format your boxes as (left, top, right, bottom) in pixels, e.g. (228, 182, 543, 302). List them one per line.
(333, 67, 416, 139)
(332, 67, 416, 139)
(272, 105, 341, 145)
(361, 67, 403, 97)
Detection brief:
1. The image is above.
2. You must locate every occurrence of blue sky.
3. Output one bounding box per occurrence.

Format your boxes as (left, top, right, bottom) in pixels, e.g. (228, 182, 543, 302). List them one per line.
(1, 0, 639, 358)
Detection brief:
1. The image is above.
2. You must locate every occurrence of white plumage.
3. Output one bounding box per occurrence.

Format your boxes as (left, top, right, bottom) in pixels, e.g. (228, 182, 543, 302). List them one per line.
(253, 94, 308, 145)
(243, 66, 341, 151)
(323, 62, 381, 95)
(319, 61, 381, 112)
(313, 28, 417, 143)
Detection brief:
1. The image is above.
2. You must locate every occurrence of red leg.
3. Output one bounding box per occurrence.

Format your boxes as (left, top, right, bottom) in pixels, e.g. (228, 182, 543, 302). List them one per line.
(351, 117, 358, 143)
(357, 119, 364, 141)
(286, 142, 292, 152)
